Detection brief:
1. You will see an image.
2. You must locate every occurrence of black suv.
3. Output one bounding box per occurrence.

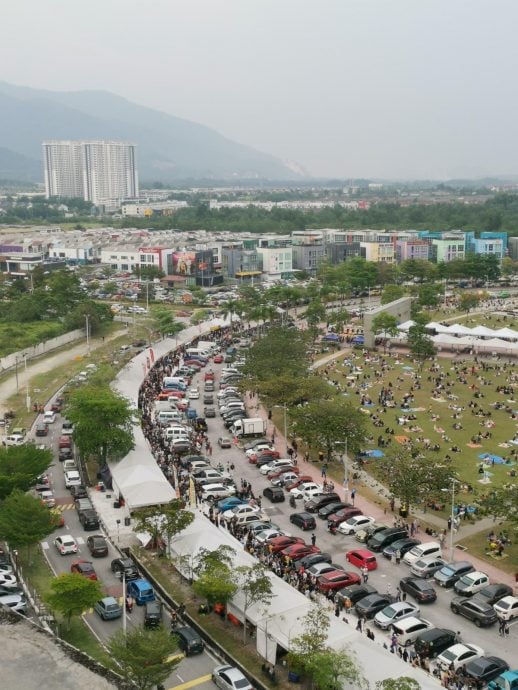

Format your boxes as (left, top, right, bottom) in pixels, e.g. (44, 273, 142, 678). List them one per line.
(79, 509, 99, 531)
(144, 600, 163, 628)
(174, 626, 204, 655)
(367, 527, 408, 552)
(111, 557, 139, 581)
(262, 486, 285, 503)
(305, 493, 341, 513)
(414, 629, 458, 659)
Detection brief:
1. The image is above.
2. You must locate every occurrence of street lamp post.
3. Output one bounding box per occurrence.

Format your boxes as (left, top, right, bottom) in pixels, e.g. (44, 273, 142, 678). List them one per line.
(273, 403, 288, 455)
(443, 478, 460, 561)
(335, 439, 349, 501)
(23, 354, 30, 412)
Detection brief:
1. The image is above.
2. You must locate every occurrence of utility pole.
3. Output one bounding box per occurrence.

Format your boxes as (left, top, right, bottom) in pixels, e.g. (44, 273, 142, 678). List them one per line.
(85, 314, 90, 354)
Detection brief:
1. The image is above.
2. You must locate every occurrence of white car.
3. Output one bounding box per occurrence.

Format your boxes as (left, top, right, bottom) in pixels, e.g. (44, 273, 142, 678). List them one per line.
(337, 515, 376, 535)
(245, 443, 274, 458)
(64, 470, 82, 488)
(188, 388, 200, 400)
(222, 505, 261, 521)
(38, 490, 56, 507)
(254, 529, 285, 544)
(0, 572, 18, 589)
(259, 459, 293, 475)
(374, 601, 420, 630)
(0, 592, 27, 614)
(201, 484, 236, 500)
(453, 571, 490, 597)
(43, 411, 56, 424)
(302, 487, 325, 502)
(436, 643, 485, 672)
(2, 434, 25, 446)
(289, 482, 321, 499)
(271, 471, 299, 487)
(493, 595, 518, 621)
(0, 563, 13, 575)
(54, 535, 79, 555)
(212, 665, 253, 690)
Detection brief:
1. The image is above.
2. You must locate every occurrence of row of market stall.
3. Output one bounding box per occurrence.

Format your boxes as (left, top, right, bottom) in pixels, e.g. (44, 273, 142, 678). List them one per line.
(393, 321, 518, 355)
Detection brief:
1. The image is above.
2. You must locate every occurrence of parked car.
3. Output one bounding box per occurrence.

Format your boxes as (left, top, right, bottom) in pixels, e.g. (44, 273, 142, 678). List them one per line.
(345, 548, 378, 571)
(201, 484, 236, 500)
(70, 560, 98, 580)
(493, 595, 518, 621)
(317, 570, 360, 593)
(327, 507, 363, 529)
(79, 509, 100, 531)
(336, 583, 377, 608)
(355, 593, 395, 619)
(95, 596, 123, 620)
(382, 538, 421, 560)
(35, 423, 48, 437)
(111, 557, 139, 580)
(267, 536, 304, 554)
(410, 556, 446, 579)
(307, 562, 343, 578)
(281, 543, 320, 560)
(318, 501, 349, 520)
(436, 643, 485, 672)
(355, 522, 388, 543)
(54, 534, 78, 555)
(294, 553, 332, 570)
(390, 616, 434, 646)
(126, 578, 155, 605)
(0, 573, 18, 589)
(414, 628, 458, 659)
(174, 626, 204, 655)
(262, 486, 285, 503)
(0, 592, 27, 614)
(304, 493, 341, 513)
(434, 561, 474, 588)
(374, 601, 421, 630)
(454, 571, 490, 597)
(289, 512, 316, 531)
(338, 515, 375, 535)
(464, 656, 510, 685)
(450, 597, 498, 627)
(474, 583, 513, 607)
(86, 535, 109, 558)
(367, 527, 407, 552)
(403, 541, 442, 566)
(144, 600, 163, 628)
(399, 577, 437, 603)
(212, 665, 253, 690)
(218, 437, 232, 449)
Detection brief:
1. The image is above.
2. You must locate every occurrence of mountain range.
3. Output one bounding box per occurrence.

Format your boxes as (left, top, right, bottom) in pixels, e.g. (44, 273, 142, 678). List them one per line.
(0, 82, 298, 184)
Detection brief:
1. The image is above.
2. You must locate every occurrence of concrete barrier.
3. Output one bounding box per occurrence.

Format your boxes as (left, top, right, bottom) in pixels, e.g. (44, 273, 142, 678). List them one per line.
(0, 328, 85, 373)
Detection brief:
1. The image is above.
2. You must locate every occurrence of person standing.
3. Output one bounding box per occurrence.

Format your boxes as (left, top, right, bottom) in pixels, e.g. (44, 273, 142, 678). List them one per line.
(361, 565, 369, 583)
(311, 533, 316, 547)
(351, 488, 356, 505)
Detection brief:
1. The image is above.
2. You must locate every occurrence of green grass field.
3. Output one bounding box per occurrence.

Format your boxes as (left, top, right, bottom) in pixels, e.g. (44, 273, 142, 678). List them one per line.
(0, 320, 67, 357)
(316, 319, 518, 518)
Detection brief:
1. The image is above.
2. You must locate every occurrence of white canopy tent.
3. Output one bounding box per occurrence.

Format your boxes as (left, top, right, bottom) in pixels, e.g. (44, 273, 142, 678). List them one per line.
(446, 323, 473, 335)
(425, 321, 452, 334)
(396, 320, 415, 331)
(169, 514, 440, 689)
(469, 325, 495, 337)
(493, 327, 518, 340)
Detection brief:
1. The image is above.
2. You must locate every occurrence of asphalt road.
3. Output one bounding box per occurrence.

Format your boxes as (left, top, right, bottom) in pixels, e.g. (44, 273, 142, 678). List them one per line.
(192, 357, 518, 673)
(35, 408, 216, 690)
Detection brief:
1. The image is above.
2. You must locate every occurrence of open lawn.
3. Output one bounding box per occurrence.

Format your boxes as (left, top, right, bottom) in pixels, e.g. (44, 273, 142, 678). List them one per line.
(458, 521, 518, 577)
(0, 320, 67, 357)
(316, 346, 518, 519)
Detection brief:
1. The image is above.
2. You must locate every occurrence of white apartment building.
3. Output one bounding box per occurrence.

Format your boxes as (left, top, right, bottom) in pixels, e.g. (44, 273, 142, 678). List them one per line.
(256, 246, 293, 277)
(43, 140, 139, 205)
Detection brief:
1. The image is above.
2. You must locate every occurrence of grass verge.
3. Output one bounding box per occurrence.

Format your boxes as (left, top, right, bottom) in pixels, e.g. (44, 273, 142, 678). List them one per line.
(457, 521, 518, 577)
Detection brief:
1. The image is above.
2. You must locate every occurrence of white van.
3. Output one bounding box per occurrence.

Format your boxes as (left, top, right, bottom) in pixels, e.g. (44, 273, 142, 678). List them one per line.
(403, 541, 442, 566)
(43, 411, 56, 424)
(185, 348, 210, 359)
(163, 426, 190, 441)
(391, 617, 434, 646)
(156, 410, 180, 426)
(155, 400, 181, 415)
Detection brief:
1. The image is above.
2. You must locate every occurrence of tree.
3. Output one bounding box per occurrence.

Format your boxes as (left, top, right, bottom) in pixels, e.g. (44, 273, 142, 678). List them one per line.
(108, 626, 180, 690)
(133, 500, 194, 552)
(65, 299, 113, 335)
(0, 490, 55, 560)
(151, 306, 184, 340)
(417, 284, 440, 310)
(290, 398, 367, 462)
(458, 292, 481, 313)
(378, 446, 454, 512)
(342, 258, 378, 290)
(289, 605, 330, 668)
(192, 547, 237, 611)
(305, 299, 326, 327)
(371, 312, 399, 352)
(376, 678, 421, 690)
(65, 383, 135, 467)
(46, 572, 102, 630)
(381, 284, 405, 305)
(190, 309, 210, 328)
(235, 564, 274, 642)
(221, 299, 243, 332)
(133, 265, 165, 281)
(483, 483, 518, 527)
(407, 322, 436, 367)
(309, 648, 366, 690)
(0, 445, 52, 500)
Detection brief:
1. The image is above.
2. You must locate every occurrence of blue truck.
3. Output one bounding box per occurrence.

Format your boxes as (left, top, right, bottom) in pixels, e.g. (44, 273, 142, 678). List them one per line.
(489, 671, 518, 690)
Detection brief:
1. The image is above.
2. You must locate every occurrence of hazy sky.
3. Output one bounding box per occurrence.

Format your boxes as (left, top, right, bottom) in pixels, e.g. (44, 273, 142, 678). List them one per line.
(2, 0, 518, 179)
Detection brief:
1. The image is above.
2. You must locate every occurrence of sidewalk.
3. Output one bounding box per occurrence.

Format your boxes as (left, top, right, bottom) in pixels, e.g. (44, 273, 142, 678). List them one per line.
(244, 378, 517, 592)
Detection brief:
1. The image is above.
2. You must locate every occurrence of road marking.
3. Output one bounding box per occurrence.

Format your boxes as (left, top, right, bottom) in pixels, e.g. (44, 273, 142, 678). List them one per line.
(169, 673, 211, 690)
(167, 652, 186, 664)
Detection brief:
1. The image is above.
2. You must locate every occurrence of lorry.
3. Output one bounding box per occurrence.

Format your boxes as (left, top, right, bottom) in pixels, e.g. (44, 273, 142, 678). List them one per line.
(231, 417, 266, 438)
(489, 671, 518, 690)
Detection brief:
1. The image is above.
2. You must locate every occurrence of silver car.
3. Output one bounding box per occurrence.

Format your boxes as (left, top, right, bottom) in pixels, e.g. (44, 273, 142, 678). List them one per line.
(374, 601, 420, 630)
(410, 556, 446, 579)
(0, 592, 27, 614)
(212, 665, 253, 690)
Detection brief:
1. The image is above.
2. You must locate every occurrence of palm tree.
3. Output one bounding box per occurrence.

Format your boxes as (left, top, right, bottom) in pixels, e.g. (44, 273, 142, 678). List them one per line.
(221, 299, 243, 334)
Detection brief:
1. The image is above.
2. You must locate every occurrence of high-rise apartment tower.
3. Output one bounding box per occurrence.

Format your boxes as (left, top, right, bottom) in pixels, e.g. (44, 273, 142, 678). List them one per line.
(42, 140, 139, 204)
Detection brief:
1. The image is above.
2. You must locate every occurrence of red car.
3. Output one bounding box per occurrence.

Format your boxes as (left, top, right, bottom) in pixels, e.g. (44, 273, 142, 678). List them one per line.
(70, 559, 98, 581)
(267, 466, 300, 480)
(249, 449, 281, 464)
(213, 354, 223, 363)
(345, 549, 378, 571)
(267, 536, 304, 554)
(163, 390, 185, 399)
(204, 372, 215, 381)
(58, 436, 72, 449)
(285, 475, 313, 491)
(184, 359, 204, 368)
(281, 543, 320, 560)
(327, 508, 363, 529)
(176, 401, 189, 412)
(317, 570, 361, 593)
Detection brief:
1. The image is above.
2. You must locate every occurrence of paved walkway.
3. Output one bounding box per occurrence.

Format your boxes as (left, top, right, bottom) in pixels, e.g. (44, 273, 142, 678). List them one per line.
(0, 330, 123, 416)
(245, 350, 517, 592)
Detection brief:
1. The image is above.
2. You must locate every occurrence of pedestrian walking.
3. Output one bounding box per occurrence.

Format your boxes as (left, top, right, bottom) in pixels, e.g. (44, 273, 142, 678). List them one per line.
(321, 463, 328, 479)
(356, 617, 363, 632)
(351, 488, 356, 505)
(395, 549, 401, 565)
(498, 618, 506, 637)
(361, 565, 369, 583)
(396, 587, 402, 602)
(311, 533, 316, 546)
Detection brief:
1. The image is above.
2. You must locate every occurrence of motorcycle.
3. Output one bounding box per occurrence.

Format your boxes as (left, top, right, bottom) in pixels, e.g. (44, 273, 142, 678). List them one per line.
(125, 597, 134, 613)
